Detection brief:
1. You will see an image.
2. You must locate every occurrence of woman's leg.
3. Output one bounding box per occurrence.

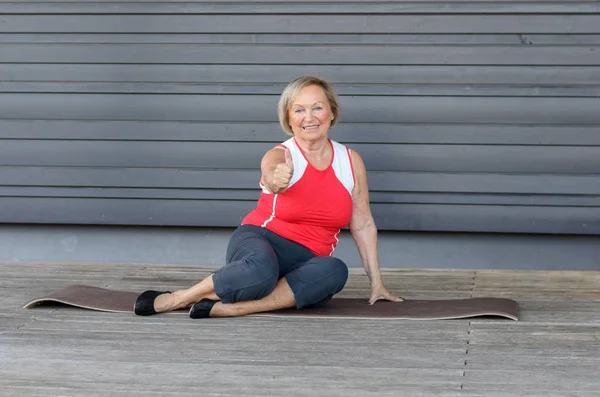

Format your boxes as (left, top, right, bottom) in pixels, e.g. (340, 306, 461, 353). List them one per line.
(207, 256, 348, 317)
(283, 256, 349, 309)
(152, 225, 280, 313)
(153, 274, 218, 313)
(209, 277, 296, 317)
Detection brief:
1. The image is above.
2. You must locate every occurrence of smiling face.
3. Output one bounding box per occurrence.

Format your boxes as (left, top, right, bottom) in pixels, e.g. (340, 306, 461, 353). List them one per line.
(288, 85, 335, 141)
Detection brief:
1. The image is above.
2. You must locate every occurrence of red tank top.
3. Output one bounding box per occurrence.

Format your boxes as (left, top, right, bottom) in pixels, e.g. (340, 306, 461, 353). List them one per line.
(242, 138, 355, 256)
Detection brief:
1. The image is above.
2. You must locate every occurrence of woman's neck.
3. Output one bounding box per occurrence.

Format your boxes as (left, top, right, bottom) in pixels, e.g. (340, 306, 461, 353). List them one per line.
(294, 136, 329, 156)
(294, 136, 332, 170)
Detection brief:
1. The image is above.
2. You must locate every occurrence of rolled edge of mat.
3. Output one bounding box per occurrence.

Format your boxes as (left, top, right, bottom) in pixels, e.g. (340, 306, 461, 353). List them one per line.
(23, 298, 131, 313)
(252, 310, 519, 321)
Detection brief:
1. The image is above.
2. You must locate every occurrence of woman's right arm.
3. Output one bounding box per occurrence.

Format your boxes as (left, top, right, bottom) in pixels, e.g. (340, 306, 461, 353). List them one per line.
(261, 147, 294, 194)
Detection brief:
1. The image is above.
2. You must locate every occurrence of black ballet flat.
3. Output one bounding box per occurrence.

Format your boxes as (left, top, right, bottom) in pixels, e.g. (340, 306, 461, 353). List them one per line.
(189, 298, 219, 319)
(134, 290, 171, 316)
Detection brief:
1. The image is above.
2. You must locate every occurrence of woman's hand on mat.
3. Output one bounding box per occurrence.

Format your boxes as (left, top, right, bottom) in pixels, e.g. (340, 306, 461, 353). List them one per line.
(369, 284, 403, 305)
(271, 148, 294, 193)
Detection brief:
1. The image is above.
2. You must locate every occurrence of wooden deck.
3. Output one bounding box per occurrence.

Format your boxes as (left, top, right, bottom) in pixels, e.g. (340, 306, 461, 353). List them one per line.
(1, 261, 599, 396)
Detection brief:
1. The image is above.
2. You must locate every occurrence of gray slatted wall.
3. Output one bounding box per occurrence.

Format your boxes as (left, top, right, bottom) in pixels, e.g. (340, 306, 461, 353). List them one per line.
(0, 1, 599, 234)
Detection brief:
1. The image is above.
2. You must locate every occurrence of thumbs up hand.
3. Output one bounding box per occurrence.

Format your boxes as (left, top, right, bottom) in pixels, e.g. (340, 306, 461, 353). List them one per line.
(271, 148, 294, 193)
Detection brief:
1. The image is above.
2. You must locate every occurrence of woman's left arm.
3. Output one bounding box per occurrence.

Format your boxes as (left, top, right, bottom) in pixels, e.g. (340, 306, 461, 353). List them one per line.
(348, 150, 403, 304)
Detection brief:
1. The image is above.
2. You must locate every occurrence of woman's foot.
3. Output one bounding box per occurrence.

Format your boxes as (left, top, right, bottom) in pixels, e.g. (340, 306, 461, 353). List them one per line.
(189, 298, 219, 319)
(134, 290, 171, 316)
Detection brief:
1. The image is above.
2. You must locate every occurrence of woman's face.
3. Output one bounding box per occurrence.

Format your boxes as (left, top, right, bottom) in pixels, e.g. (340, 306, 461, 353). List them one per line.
(288, 85, 334, 141)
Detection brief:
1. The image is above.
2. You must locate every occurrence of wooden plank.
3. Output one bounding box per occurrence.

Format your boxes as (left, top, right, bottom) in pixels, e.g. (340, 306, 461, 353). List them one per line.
(0, 33, 528, 45)
(475, 301, 600, 324)
(2, 44, 599, 65)
(472, 270, 600, 302)
(0, 197, 254, 226)
(460, 392, 600, 397)
(3, 81, 599, 97)
(1, 15, 598, 34)
(2, 64, 599, 86)
(3, 334, 466, 370)
(369, 204, 600, 234)
(0, 1, 597, 14)
(2, 167, 599, 195)
(2, 120, 600, 146)
(0, 384, 465, 397)
(467, 350, 600, 367)
(1, 140, 600, 174)
(0, 197, 599, 234)
(0, 356, 464, 395)
(365, 173, 600, 195)
(0, 0, 591, 2)
(0, 167, 263, 189)
(4, 323, 466, 353)
(1, 187, 598, 208)
(463, 370, 600, 393)
(469, 322, 600, 342)
(3, 33, 600, 46)
(509, 34, 600, 45)
(356, 144, 600, 174)
(1, 94, 599, 125)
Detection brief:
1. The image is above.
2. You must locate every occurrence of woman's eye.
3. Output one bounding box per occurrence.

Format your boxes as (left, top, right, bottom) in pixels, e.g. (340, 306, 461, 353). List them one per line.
(314, 107, 322, 111)
(294, 109, 303, 114)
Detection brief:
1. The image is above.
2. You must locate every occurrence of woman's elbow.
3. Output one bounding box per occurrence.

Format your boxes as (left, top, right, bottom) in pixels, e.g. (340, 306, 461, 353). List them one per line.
(350, 216, 376, 234)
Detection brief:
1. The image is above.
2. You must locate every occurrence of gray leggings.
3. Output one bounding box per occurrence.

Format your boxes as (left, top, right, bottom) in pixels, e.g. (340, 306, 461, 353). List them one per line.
(212, 225, 349, 309)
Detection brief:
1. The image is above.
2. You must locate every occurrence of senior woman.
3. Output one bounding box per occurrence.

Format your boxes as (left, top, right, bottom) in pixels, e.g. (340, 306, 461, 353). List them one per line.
(135, 75, 402, 318)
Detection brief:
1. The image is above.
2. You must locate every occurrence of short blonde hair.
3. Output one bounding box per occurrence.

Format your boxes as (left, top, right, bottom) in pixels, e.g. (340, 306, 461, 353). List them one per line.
(278, 76, 340, 135)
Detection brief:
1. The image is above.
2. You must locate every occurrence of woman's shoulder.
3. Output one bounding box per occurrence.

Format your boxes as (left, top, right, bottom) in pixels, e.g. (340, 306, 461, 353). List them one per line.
(330, 139, 362, 161)
(278, 137, 295, 148)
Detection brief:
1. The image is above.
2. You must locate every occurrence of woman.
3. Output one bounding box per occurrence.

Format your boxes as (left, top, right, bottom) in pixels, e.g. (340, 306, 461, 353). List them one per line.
(135, 76, 402, 319)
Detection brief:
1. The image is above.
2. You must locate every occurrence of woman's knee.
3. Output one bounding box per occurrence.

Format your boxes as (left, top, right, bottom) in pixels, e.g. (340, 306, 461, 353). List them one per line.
(314, 256, 349, 290)
(286, 256, 349, 308)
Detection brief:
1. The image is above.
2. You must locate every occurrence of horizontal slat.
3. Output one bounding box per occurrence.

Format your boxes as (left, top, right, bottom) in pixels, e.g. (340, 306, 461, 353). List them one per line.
(0, 167, 262, 190)
(0, 187, 263, 201)
(0, 197, 597, 234)
(1, 187, 598, 207)
(0, 197, 251, 227)
(2, 44, 599, 65)
(374, 203, 600, 234)
(1, 15, 598, 33)
(0, 0, 591, 2)
(1, 95, 599, 125)
(3, 34, 600, 45)
(0, 141, 599, 174)
(1, 167, 599, 195)
(2, 120, 600, 146)
(0, 2, 597, 14)
(2, 82, 598, 97)
(3, 65, 598, 86)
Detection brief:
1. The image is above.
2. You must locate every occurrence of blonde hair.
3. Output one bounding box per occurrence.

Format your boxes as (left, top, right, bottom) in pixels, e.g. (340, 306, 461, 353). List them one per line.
(278, 76, 340, 135)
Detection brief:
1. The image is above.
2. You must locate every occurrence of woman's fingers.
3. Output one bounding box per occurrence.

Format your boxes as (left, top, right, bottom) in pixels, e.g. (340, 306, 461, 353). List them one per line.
(369, 289, 404, 305)
(272, 162, 294, 192)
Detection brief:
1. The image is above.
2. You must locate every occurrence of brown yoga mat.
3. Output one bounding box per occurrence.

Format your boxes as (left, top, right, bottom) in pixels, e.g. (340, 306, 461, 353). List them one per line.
(23, 285, 519, 320)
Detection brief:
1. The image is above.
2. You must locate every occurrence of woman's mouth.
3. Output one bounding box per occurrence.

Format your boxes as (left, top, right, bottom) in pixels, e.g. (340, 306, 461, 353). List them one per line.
(302, 125, 320, 131)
